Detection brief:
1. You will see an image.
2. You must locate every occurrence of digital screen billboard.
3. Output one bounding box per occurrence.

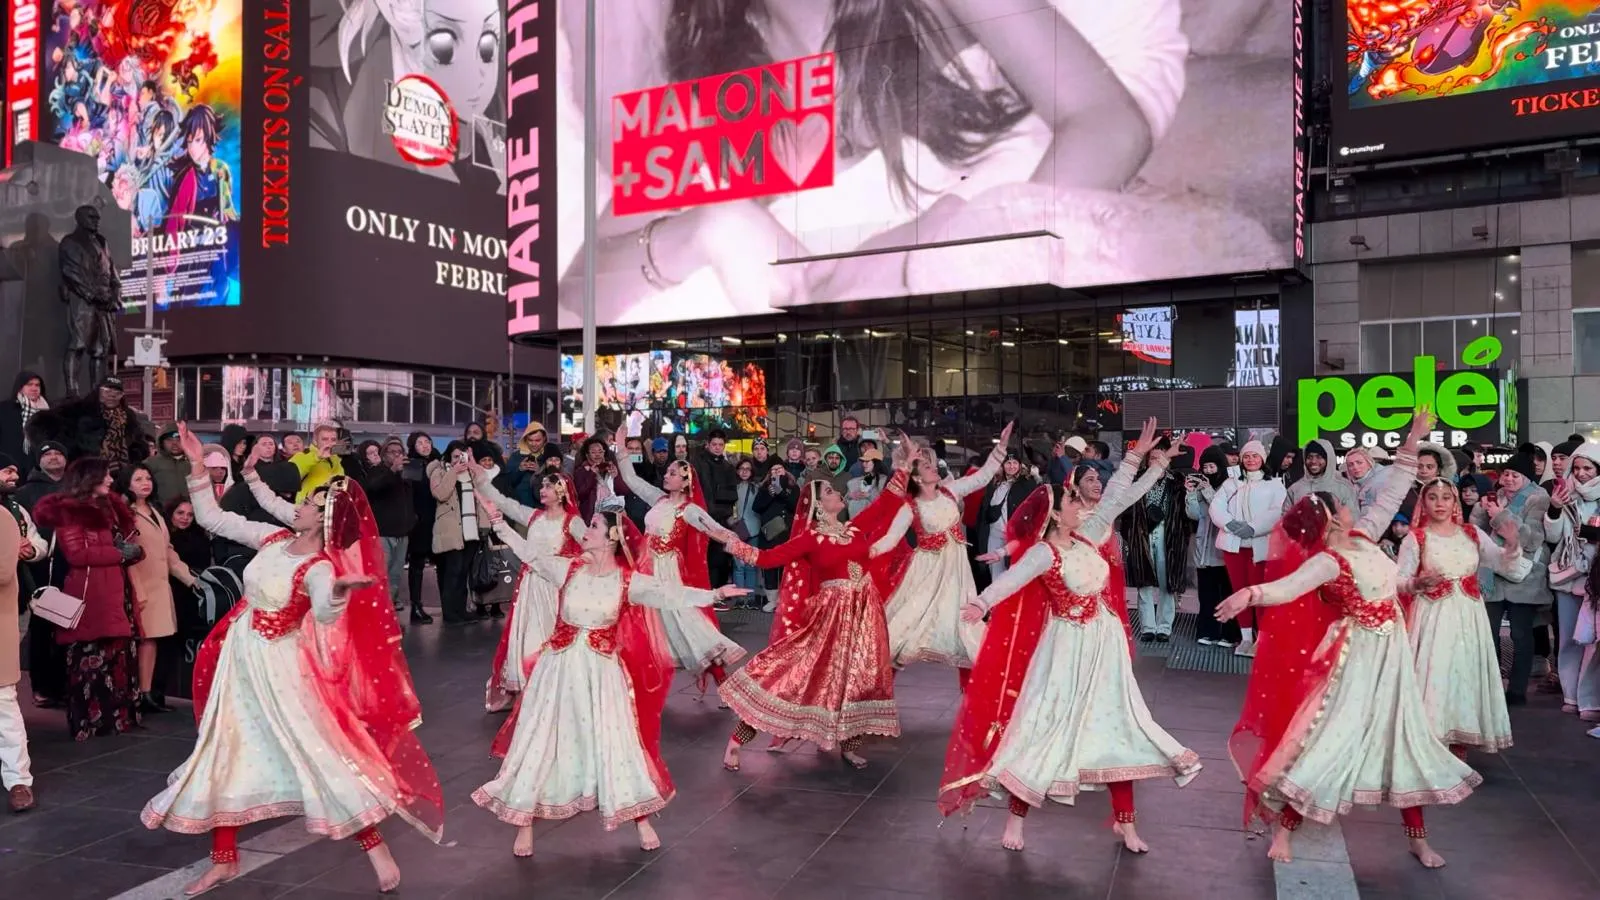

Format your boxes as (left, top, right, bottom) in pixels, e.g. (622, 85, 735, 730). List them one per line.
(40, 0, 244, 308)
(559, 351, 767, 437)
(1334, 1, 1600, 162)
(554, 0, 1295, 329)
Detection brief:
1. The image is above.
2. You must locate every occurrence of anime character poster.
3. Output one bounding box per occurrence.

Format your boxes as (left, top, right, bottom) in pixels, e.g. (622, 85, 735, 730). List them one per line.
(1336, 1, 1600, 159)
(306, 0, 506, 194)
(43, 0, 243, 308)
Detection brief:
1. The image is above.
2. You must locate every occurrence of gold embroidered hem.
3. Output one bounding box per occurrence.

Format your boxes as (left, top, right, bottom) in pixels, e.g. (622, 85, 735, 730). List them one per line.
(141, 799, 392, 840)
(1273, 771, 1482, 825)
(719, 674, 900, 749)
(471, 787, 672, 831)
(992, 749, 1203, 809)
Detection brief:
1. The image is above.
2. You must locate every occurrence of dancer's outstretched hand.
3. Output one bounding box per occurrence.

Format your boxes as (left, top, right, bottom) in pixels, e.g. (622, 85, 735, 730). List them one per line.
(1131, 417, 1160, 456)
(332, 574, 378, 598)
(714, 585, 753, 602)
(960, 601, 985, 624)
(1215, 587, 1253, 622)
(975, 549, 1005, 564)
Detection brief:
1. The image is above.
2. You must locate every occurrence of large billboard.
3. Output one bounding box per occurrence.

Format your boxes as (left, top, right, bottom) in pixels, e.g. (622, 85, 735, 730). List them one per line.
(554, 0, 1296, 329)
(1335, 1, 1600, 162)
(40, 0, 244, 308)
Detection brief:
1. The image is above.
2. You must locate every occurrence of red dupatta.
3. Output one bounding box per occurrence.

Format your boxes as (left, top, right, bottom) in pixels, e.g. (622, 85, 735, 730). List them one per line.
(638, 466, 719, 631)
(1227, 495, 1348, 829)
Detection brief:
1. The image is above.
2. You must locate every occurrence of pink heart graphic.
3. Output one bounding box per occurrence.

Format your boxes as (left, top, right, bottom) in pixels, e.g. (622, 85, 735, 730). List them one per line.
(769, 113, 830, 188)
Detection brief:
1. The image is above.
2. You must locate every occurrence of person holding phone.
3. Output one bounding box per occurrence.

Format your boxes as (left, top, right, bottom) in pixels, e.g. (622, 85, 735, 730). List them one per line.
(288, 422, 346, 502)
(1545, 442, 1600, 720)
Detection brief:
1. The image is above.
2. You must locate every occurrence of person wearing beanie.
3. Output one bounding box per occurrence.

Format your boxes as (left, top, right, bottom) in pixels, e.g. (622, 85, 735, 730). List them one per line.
(1551, 439, 1581, 484)
(1545, 441, 1600, 720)
(144, 424, 191, 507)
(1284, 440, 1356, 514)
(1188, 446, 1241, 647)
(1208, 439, 1285, 657)
(1471, 450, 1551, 705)
(1265, 435, 1298, 483)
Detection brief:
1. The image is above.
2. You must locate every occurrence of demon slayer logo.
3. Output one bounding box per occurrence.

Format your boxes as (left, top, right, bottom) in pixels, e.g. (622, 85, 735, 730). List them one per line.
(610, 53, 836, 216)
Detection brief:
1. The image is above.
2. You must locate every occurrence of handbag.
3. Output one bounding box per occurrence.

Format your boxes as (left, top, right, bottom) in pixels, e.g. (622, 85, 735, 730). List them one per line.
(29, 540, 87, 630)
(760, 516, 786, 541)
(1577, 600, 1598, 647)
(469, 540, 519, 600)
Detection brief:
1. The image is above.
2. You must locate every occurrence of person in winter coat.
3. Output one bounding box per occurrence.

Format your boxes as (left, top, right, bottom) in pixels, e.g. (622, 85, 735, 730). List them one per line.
(0, 371, 48, 466)
(573, 436, 631, 522)
(693, 431, 741, 586)
(504, 422, 565, 508)
(846, 450, 889, 521)
(818, 444, 851, 496)
(973, 451, 1036, 582)
(1471, 451, 1552, 705)
(1342, 447, 1401, 516)
(1208, 439, 1285, 658)
(428, 441, 481, 624)
(143, 424, 192, 508)
(1187, 446, 1238, 647)
(36, 378, 148, 465)
(402, 433, 439, 624)
(1283, 440, 1357, 514)
(753, 464, 798, 611)
(0, 501, 33, 811)
(1545, 442, 1600, 720)
(31, 458, 145, 741)
(1119, 440, 1195, 642)
(1264, 434, 1297, 480)
(781, 439, 808, 480)
(218, 425, 254, 481)
(354, 438, 418, 611)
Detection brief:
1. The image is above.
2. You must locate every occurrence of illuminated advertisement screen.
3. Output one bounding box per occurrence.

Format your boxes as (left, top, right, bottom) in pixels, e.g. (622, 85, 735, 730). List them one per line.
(1119, 306, 1175, 365)
(41, 0, 244, 308)
(555, 0, 1295, 328)
(560, 352, 768, 436)
(1230, 307, 1281, 387)
(1334, 1, 1600, 162)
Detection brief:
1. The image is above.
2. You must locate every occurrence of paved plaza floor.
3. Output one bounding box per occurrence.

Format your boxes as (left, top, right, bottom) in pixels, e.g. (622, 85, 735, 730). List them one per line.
(1, 591, 1596, 899)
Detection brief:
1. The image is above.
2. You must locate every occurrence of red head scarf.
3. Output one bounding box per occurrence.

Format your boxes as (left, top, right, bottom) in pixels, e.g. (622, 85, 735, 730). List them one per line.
(640, 460, 717, 629)
(1227, 494, 1346, 829)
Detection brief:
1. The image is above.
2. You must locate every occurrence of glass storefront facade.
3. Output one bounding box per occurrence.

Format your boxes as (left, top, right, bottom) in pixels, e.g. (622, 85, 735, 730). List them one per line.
(562, 288, 1282, 447)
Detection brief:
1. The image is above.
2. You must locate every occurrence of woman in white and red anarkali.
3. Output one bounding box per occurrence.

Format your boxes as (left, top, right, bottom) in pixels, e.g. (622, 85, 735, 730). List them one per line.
(1397, 478, 1529, 756)
(719, 466, 912, 772)
(470, 467, 584, 711)
(472, 497, 749, 857)
(942, 418, 1200, 854)
(141, 426, 442, 896)
(1219, 411, 1479, 869)
(614, 442, 746, 696)
(874, 422, 1015, 686)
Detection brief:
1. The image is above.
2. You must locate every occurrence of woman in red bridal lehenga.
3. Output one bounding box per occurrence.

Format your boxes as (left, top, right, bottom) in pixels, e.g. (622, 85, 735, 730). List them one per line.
(1219, 410, 1479, 869)
(614, 440, 746, 696)
(718, 458, 912, 772)
(469, 467, 584, 711)
(1397, 478, 1528, 756)
(142, 426, 441, 896)
(942, 418, 1199, 854)
(472, 498, 749, 857)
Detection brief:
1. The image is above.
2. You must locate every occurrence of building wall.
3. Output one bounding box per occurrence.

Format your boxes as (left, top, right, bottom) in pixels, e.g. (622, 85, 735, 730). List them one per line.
(1307, 195, 1600, 443)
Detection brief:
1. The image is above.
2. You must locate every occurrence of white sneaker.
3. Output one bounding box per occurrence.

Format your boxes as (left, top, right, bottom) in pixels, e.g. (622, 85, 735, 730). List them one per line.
(1217, 639, 1236, 648)
(762, 599, 777, 613)
(1233, 640, 1257, 658)
(1588, 726, 1600, 740)
(1196, 638, 1217, 646)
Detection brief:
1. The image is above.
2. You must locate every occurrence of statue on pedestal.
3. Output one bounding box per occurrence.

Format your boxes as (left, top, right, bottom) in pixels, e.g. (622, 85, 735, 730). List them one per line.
(58, 205, 124, 398)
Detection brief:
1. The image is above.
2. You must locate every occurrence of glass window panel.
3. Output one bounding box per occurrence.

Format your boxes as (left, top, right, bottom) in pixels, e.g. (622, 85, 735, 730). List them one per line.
(1172, 298, 1234, 388)
(1019, 312, 1060, 395)
(1389, 263, 1424, 319)
(929, 320, 967, 398)
(412, 374, 434, 425)
(1360, 324, 1389, 373)
(1057, 310, 1095, 390)
(1575, 312, 1600, 375)
(966, 318, 1002, 397)
(198, 367, 223, 422)
(176, 367, 199, 421)
(1391, 321, 1421, 367)
(1496, 253, 1523, 311)
(1423, 319, 1454, 363)
(1455, 316, 1488, 366)
(387, 372, 413, 424)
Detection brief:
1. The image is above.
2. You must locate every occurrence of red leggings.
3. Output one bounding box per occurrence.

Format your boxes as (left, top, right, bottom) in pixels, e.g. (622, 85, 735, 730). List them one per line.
(1223, 549, 1269, 631)
(210, 825, 384, 864)
(1009, 782, 1136, 823)
(1279, 806, 1426, 838)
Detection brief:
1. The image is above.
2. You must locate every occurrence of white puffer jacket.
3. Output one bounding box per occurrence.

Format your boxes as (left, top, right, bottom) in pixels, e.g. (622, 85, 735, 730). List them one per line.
(1209, 470, 1285, 556)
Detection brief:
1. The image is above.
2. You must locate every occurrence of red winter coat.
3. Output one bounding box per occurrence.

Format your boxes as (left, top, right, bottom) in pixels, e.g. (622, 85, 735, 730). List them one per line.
(32, 493, 137, 644)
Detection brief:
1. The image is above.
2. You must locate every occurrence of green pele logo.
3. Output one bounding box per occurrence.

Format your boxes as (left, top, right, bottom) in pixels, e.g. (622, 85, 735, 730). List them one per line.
(1297, 335, 1507, 448)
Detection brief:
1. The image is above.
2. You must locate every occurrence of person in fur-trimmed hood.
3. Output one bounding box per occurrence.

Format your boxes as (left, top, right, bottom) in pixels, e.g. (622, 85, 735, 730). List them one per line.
(1119, 439, 1196, 642)
(1283, 440, 1356, 513)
